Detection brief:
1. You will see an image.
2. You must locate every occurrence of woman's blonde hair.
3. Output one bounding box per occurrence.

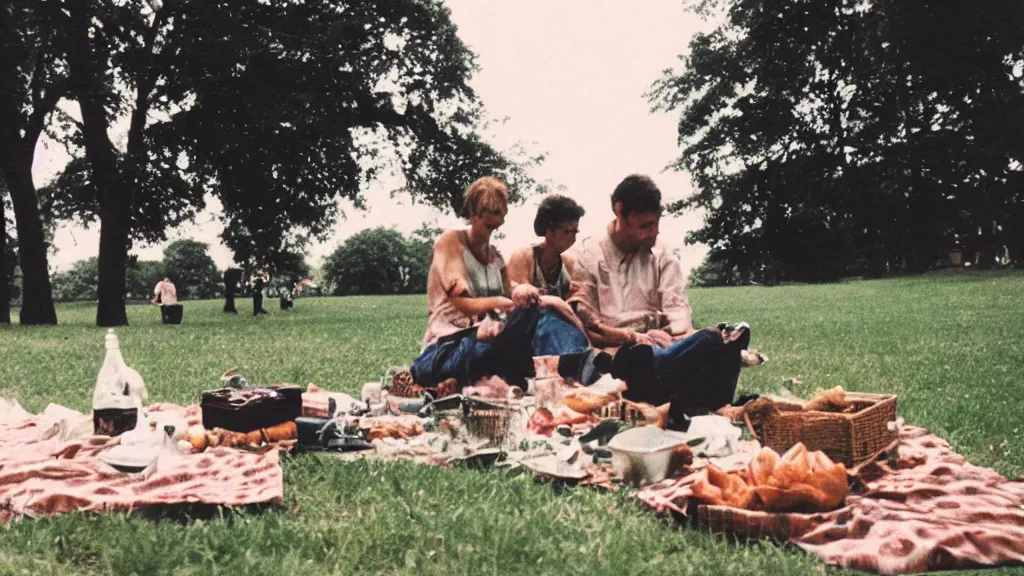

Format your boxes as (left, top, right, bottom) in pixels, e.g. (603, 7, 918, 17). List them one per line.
(461, 176, 509, 219)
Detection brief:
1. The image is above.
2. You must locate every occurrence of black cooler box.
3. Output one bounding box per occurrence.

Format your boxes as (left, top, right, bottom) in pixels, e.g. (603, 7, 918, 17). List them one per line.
(201, 385, 304, 432)
(161, 304, 184, 324)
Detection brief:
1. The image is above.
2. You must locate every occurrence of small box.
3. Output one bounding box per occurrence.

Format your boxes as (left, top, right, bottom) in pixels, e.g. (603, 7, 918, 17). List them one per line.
(201, 385, 304, 433)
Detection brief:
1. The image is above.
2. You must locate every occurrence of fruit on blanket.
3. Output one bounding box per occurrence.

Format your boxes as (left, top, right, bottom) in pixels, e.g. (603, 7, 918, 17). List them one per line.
(245, 430, 263, 445)
(206, 431, 221, 448)
(186, 425, 208, 451)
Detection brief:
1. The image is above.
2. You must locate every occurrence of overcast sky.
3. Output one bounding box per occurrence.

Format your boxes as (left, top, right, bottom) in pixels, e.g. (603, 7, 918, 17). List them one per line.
(31, 0, 712, 277)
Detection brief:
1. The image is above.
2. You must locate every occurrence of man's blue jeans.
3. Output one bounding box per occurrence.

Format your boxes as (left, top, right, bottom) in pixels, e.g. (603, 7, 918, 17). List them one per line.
(624, 327, 750, 414)
(410, 307, 589, 389)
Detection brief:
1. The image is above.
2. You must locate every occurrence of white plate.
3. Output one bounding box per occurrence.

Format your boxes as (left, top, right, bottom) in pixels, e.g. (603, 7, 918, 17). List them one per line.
(101, 446, 157, 472)
(518, 454, 589, 480)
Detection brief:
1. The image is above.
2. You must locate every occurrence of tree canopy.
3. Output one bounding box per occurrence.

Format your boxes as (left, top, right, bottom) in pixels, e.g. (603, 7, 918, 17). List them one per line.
(321, 227, 431, 296)
(651, 0, 1024, 282)
(18, 0, 542, 326)
(162, 240, 219, 300)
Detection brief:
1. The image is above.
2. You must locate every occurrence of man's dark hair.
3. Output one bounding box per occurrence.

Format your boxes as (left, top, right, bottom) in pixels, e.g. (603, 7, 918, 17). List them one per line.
(534, 194, 586, 236)
(611, 174, 662, 216)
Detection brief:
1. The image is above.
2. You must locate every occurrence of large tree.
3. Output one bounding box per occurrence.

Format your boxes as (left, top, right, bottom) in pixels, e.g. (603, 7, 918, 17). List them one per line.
(322, 227, 417, 296)
(162, 239, 218, 300)
(0, 0, 62, 324)
(50, 0, 540, 326)
(651, 0, 1024, 281)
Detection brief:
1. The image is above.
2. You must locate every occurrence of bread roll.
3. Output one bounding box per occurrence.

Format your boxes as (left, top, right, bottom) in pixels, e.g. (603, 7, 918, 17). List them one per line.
(561, 389, 615, 414)
(263, 421, 297, 442)
(244, 430, 264, 446)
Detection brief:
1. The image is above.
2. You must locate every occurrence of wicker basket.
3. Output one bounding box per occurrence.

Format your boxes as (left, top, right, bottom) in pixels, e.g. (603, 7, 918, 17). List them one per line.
(465, 408, 511, 444)
(435, 400, 518, 448)
(751, 392, 898, 466)
(694, 503, 842, 541)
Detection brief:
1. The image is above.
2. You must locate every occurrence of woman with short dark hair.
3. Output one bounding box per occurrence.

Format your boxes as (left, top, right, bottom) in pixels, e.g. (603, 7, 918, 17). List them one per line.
(507, 194, 585, 302)
(504, 194, 611, 384)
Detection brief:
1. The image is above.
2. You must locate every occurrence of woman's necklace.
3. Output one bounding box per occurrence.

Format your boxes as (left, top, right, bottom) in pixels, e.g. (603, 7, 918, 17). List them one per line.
(537, 245, 560, 284)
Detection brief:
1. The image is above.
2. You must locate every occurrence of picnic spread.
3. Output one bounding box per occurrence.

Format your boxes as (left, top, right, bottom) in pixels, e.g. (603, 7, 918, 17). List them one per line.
(2, 330, 1023, 575)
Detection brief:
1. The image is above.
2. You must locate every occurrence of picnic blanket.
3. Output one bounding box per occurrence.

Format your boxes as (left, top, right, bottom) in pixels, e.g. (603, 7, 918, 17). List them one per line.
(0, 400, 284, 523)
(637, 425, 1024, 574)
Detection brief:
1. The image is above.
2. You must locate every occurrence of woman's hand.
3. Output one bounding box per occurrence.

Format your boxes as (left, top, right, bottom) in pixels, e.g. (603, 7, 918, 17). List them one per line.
(511, 284, 540, 308)
(476, 316, 504, 341)
(491, 296, 516, 313)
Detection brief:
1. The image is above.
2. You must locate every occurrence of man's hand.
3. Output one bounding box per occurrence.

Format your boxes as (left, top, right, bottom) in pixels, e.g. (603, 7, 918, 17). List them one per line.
(632, 331, 660, 347)
(476, 316, 504, 341)
(672, 327, 698, 340)
(511, 284, 540, 308)
(646, 329, 675, 348)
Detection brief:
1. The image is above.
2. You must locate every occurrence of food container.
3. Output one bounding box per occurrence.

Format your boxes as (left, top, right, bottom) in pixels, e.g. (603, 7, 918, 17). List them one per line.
(607, 426, 691, 485)
(751, 392, 898, 466)
(201, 385, 304, 433)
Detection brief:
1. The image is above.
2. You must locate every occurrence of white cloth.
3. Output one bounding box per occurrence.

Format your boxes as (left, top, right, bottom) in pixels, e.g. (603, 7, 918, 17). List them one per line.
(153, 280, 178, 305)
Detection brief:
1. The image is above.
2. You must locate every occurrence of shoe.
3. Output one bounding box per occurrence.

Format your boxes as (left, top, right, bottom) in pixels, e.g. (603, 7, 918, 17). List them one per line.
(557, 350, 613, 385)
(716, 322, 750, 335)
(579, 350, 613, 385)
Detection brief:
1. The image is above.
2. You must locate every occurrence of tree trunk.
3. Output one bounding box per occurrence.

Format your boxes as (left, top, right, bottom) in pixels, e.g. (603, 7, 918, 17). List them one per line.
(67, 0, 132, 326)
(96, 213, 129, 326)
(1, 156, 57, 325)
(0, 183, 9, 325)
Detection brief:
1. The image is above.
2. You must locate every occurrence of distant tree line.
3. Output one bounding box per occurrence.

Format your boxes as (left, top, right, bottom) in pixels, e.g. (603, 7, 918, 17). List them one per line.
(39, 225, 439, 303)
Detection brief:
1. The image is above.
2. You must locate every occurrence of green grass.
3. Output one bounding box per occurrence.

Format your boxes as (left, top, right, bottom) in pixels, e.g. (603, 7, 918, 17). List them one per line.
(1, 270, 1023, 575)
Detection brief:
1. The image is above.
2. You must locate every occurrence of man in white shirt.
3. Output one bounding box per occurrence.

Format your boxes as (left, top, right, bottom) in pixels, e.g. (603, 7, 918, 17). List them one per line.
(152, 277, 182, 324)
(152, 277, 177, 305)
(568, 174, 752, 424)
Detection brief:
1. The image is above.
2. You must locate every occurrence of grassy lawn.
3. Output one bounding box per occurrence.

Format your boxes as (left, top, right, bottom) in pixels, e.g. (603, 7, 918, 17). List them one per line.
(1, 270, 1022, 575)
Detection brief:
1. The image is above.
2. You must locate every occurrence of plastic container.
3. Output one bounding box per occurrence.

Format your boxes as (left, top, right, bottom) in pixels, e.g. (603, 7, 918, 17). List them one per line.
(607, 426, 691, 485)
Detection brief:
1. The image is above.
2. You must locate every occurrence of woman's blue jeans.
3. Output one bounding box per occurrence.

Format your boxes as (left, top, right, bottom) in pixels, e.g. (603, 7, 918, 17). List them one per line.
(410, 307, 589, 389)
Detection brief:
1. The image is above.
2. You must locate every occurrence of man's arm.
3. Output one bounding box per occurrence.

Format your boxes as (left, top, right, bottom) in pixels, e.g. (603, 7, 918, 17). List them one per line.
(566, 242, 643, 347)
(658, 253, 694, 337)
(572, 301, 638, 347)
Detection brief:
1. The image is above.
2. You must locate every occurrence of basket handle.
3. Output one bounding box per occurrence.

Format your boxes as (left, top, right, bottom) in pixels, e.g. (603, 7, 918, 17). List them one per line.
(743, 412, 760, 441)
